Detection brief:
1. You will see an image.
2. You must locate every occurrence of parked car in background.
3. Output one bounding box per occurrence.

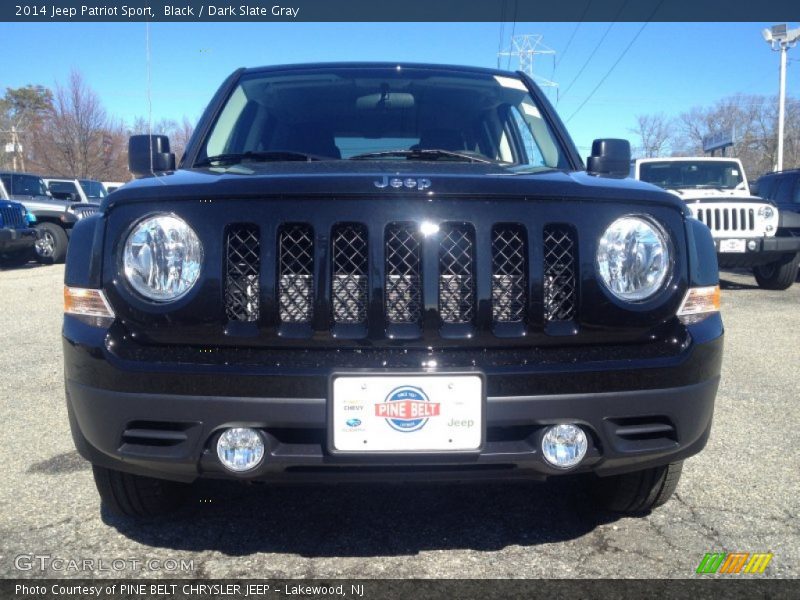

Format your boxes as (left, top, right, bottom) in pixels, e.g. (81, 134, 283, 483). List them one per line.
(44, 178, 89, 203)
(102, 181, 125, 193)
(751, 169, 800, 285)
(0, 181, 37, 267)
(0, 171, 100, 264)
(632, 157, 800, 290)
(79, 179, 109, 201)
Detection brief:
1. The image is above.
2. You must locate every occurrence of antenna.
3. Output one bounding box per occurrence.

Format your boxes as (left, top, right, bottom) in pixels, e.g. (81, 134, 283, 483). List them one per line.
(498, 34, 558, 89)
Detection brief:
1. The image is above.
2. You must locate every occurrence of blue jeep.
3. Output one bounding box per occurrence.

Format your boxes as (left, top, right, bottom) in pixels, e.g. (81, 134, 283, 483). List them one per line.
(0, 194, 37, 268)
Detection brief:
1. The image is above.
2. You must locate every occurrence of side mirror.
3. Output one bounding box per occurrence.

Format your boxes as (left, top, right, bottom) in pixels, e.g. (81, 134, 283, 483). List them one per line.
(587, 139, 631, 178)
(128, 134, 176, 178)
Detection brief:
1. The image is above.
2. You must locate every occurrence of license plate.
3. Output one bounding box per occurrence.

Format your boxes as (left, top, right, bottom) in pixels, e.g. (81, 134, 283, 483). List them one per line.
(331, 374, 484, 452)
(719, 238, 746, 253)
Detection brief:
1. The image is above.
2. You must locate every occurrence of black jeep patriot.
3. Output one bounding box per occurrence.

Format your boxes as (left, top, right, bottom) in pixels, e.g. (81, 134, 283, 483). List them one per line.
(63, 63, 723, 518)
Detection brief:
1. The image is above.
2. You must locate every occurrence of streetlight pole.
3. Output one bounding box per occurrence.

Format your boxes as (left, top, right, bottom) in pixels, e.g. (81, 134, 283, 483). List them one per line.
(762, 24, 800, 172)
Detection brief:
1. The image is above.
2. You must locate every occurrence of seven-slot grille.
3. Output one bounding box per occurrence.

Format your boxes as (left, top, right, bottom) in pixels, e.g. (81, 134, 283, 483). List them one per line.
(223, 221, 579, 333)
(0, 204, 25, 228)
(694, 206, 755, 232)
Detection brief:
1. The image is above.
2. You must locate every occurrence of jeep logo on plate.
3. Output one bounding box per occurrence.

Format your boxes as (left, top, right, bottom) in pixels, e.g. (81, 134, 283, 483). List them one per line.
(374, 175, 432, 190)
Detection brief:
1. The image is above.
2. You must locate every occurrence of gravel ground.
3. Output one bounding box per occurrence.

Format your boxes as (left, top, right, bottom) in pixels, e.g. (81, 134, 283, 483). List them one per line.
(0, 263, 797, 579)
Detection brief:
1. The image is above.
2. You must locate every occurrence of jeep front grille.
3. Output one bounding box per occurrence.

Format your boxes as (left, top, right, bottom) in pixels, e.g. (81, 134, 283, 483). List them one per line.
(0, 205, 25, 228)
(225, 224, 260, 322)
(491, 225, 527, 323)
(278, 224, 314, 323)
(225, 219, 583, 337)
(385, 223, 422, 324)
(543, 225, 577, 322)
(694, 206, 755, 232)
(332, 223, 368, 324)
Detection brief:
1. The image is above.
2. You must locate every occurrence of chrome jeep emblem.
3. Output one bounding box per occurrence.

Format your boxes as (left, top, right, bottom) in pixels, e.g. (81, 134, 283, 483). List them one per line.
(374, 175, 432, 190)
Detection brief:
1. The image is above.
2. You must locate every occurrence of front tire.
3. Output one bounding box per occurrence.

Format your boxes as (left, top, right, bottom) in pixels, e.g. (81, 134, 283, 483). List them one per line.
(34, 222, 69, 264)
(593, 461, 683, 514)
(753, 252, 800, 290)
(92, 465, 189, 517)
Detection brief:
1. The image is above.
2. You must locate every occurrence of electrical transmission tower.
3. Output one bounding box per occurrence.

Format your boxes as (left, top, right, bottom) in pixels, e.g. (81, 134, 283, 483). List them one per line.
(498, 34, 558, 89)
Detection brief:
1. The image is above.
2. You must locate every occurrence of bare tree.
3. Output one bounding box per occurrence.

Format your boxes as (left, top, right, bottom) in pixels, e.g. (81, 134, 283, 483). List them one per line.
(30, 70, 127, 180)
(639, 94, 800, 180)
(630, 113, 673, 158)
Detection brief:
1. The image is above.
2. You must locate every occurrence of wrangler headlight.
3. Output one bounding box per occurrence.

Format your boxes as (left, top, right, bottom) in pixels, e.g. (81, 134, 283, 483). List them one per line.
(123, 214, 203, 301)
(596, 216, 671, 302)
(758, 205, 775, 219)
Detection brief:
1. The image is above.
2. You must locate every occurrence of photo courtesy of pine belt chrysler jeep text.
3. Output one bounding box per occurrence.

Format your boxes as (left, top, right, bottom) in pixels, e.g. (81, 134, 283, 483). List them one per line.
(62, 63, 724, 518)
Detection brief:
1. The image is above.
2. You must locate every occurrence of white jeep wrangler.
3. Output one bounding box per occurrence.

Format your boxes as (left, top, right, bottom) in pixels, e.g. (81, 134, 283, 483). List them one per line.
(632, 157, 799, 290)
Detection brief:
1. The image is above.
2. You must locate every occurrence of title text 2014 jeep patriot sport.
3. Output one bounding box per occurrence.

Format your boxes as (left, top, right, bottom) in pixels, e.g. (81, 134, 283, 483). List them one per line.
(63, 63, 723, 518)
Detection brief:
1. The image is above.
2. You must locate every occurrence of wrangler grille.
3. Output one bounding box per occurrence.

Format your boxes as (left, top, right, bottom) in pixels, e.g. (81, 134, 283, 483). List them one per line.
(279, 224, 314, 323)
(225, 224, 260, 322)
(695, 206, 755, 232)
(439, 223, 475, 324)
(385, 223, 422, 324)
(492, 225, 527, 323)
(332, 224, 368, 324)
(543, 225, 577, 322)
(0, 205, 25, 228)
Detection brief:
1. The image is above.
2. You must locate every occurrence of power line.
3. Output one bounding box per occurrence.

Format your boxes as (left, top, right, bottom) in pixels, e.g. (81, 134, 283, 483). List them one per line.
(557, 0, 628, 104)
(565, 0, 665, 124)
(506, 0, 518, 71)
(496, 1, 506, 69)
(555, 0, 593, 69)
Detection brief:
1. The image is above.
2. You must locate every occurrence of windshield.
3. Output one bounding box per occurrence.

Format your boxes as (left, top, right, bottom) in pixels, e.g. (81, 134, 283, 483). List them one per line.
(639, 160, 744, 190)
(11, 174, 48, 197)
(79, 179, 107, 199)
(199, 67, 569, 170)
(47, 180, 80, 199)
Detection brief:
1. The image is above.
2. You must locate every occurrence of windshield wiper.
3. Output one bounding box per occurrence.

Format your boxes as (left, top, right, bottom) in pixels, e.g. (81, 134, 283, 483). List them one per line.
(197, 150, 328, 166)
(349, 149, 494, 164)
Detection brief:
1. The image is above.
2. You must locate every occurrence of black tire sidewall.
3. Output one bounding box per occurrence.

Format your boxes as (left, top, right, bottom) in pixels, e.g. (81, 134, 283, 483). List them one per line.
(34, 222, 69, 264)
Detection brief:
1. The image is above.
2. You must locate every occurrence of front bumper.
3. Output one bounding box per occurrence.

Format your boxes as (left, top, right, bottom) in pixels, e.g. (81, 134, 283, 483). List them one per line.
(64, 315, 723, 482)
(64, 315, 723, 483)
(0, 227, 37, 252)
(716, 235, 800, 267)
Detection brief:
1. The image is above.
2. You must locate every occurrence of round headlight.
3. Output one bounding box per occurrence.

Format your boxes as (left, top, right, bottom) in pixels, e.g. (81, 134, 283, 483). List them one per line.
(123, 214, 203, 301)
(758, 206, 775, 219)
(597, 216, 671, 302)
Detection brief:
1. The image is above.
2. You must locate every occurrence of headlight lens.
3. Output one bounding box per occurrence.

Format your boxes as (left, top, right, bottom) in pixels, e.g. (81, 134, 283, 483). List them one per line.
(597, 216, 671, 301)
(758, 206, 775, 219)
(123, 214, 203, 301)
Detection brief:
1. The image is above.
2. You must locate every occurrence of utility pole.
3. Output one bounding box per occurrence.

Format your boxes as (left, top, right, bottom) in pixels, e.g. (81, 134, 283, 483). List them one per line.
(762, 24, 800, 172)
(498, 34, 558, 90)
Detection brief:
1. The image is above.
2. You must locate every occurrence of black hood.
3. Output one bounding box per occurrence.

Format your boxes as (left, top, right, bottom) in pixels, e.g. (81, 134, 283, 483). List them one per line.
(106, 163, 687, 213)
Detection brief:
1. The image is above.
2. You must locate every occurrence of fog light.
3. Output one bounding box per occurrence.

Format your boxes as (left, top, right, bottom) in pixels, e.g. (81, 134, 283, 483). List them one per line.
(217, 428, 265, 472)
(541, 424, 587, 469)
(747, 240, 758, 251)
